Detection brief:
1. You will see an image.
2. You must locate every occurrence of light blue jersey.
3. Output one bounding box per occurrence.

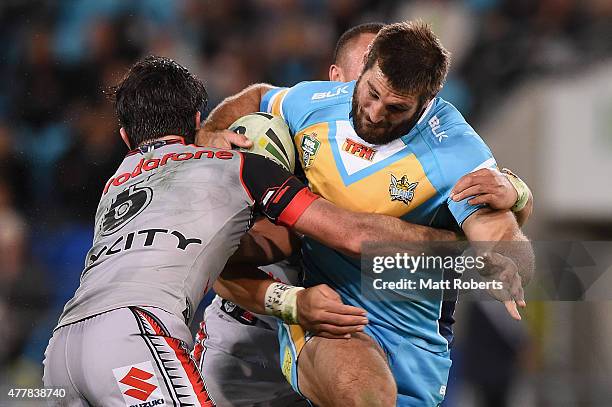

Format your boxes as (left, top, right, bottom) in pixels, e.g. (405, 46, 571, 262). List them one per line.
(263, 81, 496, 406)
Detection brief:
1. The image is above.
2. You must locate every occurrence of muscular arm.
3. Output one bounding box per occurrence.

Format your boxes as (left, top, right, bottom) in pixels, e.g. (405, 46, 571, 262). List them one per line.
(451, 168, 534, 227)
(462, 208, 534, 284)
(203, 84, 273, 132)
(232, 197, 457, 265)
(237, 152, 458, 262)
(215, 263, 369, 338)
(229, 218, 300, 265)
(214, 265, 272, 315)
(293, 198, 457, 257)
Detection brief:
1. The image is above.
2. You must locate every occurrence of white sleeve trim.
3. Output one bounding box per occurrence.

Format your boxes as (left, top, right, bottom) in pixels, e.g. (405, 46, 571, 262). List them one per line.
(266, 91, 278, 113)
(267, 89, 286, 120)
(278, 91, 286, 120)
(469, 157, 496, 173)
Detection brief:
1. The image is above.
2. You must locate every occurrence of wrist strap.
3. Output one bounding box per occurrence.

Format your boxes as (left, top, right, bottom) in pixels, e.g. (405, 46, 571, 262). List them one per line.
(264, 282, 304, 324)
(502, 168, 530, 212)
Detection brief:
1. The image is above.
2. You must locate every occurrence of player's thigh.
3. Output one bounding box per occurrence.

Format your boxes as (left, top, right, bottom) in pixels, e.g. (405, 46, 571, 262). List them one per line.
(298, 332, 396, 407)
(70, 307, 213, 406)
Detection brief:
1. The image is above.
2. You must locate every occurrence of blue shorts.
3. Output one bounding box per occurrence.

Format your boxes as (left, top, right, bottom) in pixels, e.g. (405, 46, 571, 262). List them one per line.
(278, 321, 452, 407)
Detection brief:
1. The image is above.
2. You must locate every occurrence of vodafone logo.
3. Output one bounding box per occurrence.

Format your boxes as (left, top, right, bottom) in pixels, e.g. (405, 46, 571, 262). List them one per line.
(104, 149, 235, 195)
(113, 361, 165, 406)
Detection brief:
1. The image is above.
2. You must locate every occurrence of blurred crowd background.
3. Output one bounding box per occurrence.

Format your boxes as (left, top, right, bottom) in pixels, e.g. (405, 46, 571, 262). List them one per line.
(1, 0, 611, 405)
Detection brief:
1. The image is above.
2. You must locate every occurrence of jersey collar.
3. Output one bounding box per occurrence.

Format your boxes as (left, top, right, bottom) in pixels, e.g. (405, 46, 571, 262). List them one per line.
(126, 136, 186, 156)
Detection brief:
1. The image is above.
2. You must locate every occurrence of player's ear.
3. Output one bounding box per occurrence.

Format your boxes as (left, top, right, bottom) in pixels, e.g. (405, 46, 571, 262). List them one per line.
(329, 64, 344, 82)
(195, 111, 201, 130)
(119, 127, 131, 149)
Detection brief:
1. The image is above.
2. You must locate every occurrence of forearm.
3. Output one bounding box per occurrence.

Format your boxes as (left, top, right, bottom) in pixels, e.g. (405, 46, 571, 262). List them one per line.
(229, 218, 299, 266)
(216, 266, 369, 337)
(293, 199, 457, 257)
(214, 265, 273, 315)
(484, 224, 534, 286)
(216, 266, 305, 325)
(203, 83, 274, 131)
(505, 229, 535, 286)
(355, 213, 457, 246)
(464, 208, 534, 285)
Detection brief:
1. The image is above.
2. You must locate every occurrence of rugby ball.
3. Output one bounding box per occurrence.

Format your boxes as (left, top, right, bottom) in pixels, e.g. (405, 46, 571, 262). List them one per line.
(229, 112, 295, 173)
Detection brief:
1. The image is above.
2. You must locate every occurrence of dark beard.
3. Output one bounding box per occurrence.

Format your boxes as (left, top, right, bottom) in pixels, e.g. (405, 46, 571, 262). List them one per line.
(351, 91, 424, 145)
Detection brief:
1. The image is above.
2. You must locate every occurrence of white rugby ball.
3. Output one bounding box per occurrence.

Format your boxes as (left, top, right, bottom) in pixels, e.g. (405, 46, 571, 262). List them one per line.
(229, 112, 295, 173)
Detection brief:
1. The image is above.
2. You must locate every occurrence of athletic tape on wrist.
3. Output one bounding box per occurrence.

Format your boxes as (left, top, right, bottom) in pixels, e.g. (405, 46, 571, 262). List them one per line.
(502, 168, 530, 212)
(264, 282, 304, 324)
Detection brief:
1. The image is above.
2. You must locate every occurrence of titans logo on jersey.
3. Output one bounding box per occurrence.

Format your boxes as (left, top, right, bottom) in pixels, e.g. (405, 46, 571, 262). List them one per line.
(261, 81, 497, 353)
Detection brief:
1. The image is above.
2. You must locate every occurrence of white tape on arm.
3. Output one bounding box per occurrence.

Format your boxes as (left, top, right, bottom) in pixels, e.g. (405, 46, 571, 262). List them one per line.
(264, 282, 305, 324)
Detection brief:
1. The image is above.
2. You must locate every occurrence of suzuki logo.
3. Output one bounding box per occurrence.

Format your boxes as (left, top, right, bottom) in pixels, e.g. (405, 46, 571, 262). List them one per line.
(119, 367, 158, 401)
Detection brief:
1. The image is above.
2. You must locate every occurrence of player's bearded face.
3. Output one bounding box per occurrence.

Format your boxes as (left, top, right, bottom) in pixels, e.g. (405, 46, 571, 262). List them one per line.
(351, 66, 425, 145)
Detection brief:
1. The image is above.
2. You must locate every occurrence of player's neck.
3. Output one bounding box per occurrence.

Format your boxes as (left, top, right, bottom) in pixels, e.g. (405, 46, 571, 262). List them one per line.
(137, 135, 185, 148)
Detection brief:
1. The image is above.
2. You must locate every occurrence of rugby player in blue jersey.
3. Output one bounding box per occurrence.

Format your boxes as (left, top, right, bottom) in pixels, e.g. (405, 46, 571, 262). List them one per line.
(200, 21, 534, 407)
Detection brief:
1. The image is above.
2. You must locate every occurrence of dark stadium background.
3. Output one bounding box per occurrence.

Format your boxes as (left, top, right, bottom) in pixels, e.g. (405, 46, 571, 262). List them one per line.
(1, 0, 611, 405)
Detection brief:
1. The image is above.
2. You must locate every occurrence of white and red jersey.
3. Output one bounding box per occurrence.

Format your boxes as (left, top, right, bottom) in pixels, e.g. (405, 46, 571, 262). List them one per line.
(57, 139, 317, 328)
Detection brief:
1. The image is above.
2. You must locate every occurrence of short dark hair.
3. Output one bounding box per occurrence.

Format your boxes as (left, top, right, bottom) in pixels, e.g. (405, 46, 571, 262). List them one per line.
(333, 22, 385, 65)
(364, 21, 450, 100)
(111, 56, 207, 147)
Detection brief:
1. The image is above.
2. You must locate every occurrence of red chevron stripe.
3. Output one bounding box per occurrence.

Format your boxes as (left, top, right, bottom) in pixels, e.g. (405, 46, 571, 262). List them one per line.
(192, 321, 207, 363)
(164, 337, 214, 407)
(135, 308, 167, 336)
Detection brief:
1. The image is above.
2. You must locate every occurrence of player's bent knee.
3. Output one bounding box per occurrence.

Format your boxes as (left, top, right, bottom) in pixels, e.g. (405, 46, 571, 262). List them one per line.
(330, 383, 396, 407)
(331, 362, 397, 407)
(346, 376, 396, 407)
(298, 333, 396, 407)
